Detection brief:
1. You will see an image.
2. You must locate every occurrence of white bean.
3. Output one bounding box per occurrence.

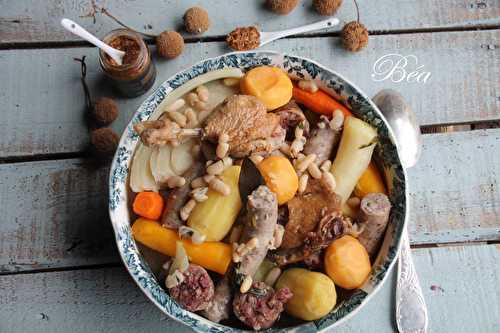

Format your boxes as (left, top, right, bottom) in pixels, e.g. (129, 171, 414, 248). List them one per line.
(191, 187, 209, 202)
(296, 153, 316, 173)
(298, 79, 319, 93)
(165, 98, 185, 112)
(167, 176, 186, 188)
(168, 111, 187, 127)
(330, 109, 345, 130)
(240, 275, 253, 293)
(196, 85, 209, 102)
(308, 162, 322, 179)
(216, 142, 229, 159)
(320, 160, 332, 172)
(185, 108, 198, 128)
(223, 77, 240, 86)
(298, 173, 309, 193)
(193, 100, 207, 111)
(180, 199, 196, 221)
(321, 171, 337, 193)
(185, 92, 199, 107)
(209, 176, 231, 196)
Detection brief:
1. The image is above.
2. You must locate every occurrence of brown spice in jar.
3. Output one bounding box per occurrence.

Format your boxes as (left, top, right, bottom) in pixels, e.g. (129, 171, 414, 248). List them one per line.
(226, 26, 260, 51)
(106, 36, 141, 66)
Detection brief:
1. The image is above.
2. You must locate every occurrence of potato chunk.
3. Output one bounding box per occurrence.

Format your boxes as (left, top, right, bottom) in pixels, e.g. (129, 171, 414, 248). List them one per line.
(276, 268, 336, 321)
(187, 166, 242, 241)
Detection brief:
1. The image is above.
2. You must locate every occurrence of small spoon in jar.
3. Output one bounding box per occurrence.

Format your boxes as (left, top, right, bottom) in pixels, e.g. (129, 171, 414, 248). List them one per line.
(61, 18, 125, 66)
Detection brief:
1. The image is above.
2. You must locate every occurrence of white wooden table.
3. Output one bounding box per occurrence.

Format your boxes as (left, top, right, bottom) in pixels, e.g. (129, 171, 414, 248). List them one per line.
(1, 1, 499, 332)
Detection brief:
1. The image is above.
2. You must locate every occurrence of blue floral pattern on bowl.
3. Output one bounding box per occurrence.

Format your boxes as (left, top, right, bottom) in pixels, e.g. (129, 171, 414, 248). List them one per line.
(109, 51, 408, 332)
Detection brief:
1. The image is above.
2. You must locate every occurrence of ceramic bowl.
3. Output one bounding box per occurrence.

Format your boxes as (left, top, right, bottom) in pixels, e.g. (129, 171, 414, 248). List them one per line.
(109, 51, 408, 332)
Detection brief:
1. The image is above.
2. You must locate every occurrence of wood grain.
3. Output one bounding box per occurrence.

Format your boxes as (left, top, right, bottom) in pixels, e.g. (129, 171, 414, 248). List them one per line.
(1, 30, 498, 157)
(407, 128, 500, 245)
(1, 129, 499, 273)
(1, 0, 499, 44)
(1, 244, 498, 332)
(0, 159, 116, 273)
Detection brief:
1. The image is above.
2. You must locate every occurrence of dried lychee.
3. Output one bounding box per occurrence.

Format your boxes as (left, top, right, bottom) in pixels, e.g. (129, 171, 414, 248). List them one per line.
(341, 21, 368, 52)
(183, 6, 210, 34)
(266, 0, 299, 15)
(156, 31, 185, 59)
(313, 0, 342, 16)
(91, 97, 119, 126)
(91, 127, 119, 155)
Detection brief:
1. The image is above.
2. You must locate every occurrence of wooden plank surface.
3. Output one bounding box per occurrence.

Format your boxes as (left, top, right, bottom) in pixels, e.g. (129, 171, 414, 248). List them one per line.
(1, 0, 499, 44)
(0, 159, 116, 273)
(1, 129, 499, 273)
(1, 29, 498, 157)
(1, 244, 498, 332)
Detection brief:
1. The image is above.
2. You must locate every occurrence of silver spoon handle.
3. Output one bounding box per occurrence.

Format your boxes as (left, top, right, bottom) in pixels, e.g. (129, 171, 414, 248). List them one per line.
(396, 229, 428, 333)
(260, 18, 339, 46)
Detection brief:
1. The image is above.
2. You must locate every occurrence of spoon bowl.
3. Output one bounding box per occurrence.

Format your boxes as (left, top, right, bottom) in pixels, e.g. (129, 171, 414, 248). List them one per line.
(372, 89, 422, 168)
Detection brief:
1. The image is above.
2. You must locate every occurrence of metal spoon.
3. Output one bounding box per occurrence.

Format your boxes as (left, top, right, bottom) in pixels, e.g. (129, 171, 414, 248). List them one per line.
(372, 89, 428, 333)
(259, 17, 340, 47)
(61, 18, 125, 66)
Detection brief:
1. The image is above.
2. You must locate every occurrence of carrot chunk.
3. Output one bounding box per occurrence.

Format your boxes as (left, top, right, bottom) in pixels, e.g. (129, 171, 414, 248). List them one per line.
(133, 191, 164, 220)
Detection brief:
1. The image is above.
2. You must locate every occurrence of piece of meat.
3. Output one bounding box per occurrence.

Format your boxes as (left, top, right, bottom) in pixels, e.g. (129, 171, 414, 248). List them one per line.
(233, 282, 293, 330)
(273, 100, 309, 139)
(168, 264, 214, 312)
(303, 117, 341, 165)
(203, 95, 282, 157)
(281, 179, 341, 249)
(303, 251, 322, 270)
(357, 193, 391, 257)
(234, 185, 278, 283)
(269, 212, 348, 266)
(161, 160, 205, 228)
(201, 276, 232, 322)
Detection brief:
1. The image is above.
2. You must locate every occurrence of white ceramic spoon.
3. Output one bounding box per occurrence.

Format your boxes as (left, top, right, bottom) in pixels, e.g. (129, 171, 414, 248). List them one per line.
(259, 17, 340, 47)
(61, 18, 125, 65)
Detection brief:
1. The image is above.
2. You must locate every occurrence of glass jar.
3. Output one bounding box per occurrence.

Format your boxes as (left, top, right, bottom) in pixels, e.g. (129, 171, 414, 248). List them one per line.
(99, 29, 156, 98)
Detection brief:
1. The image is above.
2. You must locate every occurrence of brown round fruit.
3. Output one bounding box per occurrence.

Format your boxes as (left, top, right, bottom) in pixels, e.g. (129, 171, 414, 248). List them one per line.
(156, 31, 185, 59)
(266, 0, 299, 15)
(341, 21, 369, 52)
(92, 97, 119, 126)
(183, 6, 210, 34)
(90, 127, 119, 155)
(313, 0, 342, 16)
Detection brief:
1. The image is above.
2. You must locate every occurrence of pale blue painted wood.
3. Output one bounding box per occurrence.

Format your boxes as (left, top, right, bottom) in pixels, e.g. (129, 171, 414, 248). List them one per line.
(1, 30, 498, 157)
(0, 244, 498, 332)
(1, 0, 499, 43)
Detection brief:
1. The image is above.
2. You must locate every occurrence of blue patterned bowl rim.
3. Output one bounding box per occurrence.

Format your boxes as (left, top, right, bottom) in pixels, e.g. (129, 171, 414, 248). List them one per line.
(108, 51, 408, 333)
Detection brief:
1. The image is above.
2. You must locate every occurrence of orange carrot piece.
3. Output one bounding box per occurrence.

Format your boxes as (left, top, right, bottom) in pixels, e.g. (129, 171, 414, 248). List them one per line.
(133, 192, 164, 220)
(354, 161, 387, 198)
(132, 218, 232, 274)
(292, 84, 352, 117)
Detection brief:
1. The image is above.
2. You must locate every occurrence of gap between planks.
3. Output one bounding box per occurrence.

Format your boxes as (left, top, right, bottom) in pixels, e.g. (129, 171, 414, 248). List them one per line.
(1, 25, 500, 51)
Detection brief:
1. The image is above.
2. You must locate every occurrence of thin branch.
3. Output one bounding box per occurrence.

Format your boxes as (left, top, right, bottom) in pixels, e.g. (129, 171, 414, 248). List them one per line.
(74, 56, 93, 111)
